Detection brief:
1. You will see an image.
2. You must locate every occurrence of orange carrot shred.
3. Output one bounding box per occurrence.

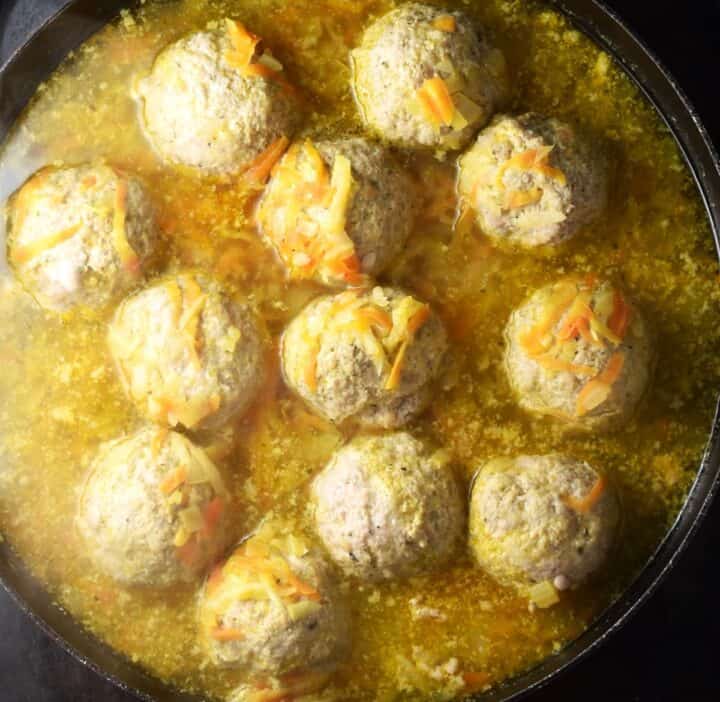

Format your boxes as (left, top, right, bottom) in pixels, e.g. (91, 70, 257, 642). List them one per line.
(225, 19, 260, 69)
(159, 465, 188, 495)
(463, 672, 491, 690)
(211, 626, 245, 642)
(244, 136, 290, 184)
(433, 15, 457, 32)
(12, 222, 82, 266)
(607, 290, 631, 340)
(385, 339, 409, 392)
(417, 77, 455, 127)
(563, 475, 607, 513)
(202, 497, 225, 539)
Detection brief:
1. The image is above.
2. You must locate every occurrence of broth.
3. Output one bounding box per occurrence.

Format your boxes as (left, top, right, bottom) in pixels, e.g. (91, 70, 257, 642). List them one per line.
(0, 0, 718, 700)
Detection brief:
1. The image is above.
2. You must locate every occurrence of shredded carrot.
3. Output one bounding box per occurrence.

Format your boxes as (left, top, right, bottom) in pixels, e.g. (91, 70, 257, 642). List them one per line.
(385, 340, 409, 391)
(159, 465, 188, 495)
(433, 14, 457, 32)
(357, 306, 393, 334)
(597, 350, 625, 385)
(407, 305, 432, 335)
(497, 146, 567, 187)
(225, 19, 260, 69)
(11, 222, 82, 266)
(463, 672, 491, 690)
(303, 345, 319, 392)
(201, 497, 225, 539)
(112, 179, 141, 276)
(244, 135, 290, 184)
(80, 174, 97, 190)
(242, 62, 297, 96)
(417, 77, 455, 127)
(327, 254, 365, 286)
(211, 626, 244, 642)
(607, 290, 631, 340)
(385, 305, 432, 391)
(563, 475, 607, 513)
(286, 573, 322, 602)
(519, 284, 577, 356)
(150, 427, 169, 458)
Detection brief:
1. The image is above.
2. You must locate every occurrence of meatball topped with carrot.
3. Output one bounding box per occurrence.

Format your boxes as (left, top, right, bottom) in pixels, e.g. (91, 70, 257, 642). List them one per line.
(458, 113, 609, 247)
(504, 276, 653, 430)
(281, 286, 448, 428)
(256, 137, 416, 288)
(108, 273, 265, 433)
(198, 523, 350, 675)
(6, 163, 158, 312)
(77, 427, 231, 587)
(469, 454, 620, 595)
(351, 3, 508, 150)
(135, 19, 299, 174)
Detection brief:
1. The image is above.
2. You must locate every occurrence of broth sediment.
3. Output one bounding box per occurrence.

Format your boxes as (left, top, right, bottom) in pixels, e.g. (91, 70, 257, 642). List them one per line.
(0, 1, 718, 700)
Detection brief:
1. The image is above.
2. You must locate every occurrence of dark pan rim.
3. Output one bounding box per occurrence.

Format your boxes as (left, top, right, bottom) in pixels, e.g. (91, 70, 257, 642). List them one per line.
(0, 1, 719, 701)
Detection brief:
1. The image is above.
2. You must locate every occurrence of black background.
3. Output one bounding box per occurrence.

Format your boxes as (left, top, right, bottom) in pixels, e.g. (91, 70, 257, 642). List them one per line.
(0, 1, 719, 700)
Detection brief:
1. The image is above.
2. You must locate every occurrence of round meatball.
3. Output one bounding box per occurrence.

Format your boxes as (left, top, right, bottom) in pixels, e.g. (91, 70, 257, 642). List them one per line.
(351, 3, 508, 150)
(5, 163, 157, 312)
(256, 137, 415, 287)
(108, 273, 265, 432)
(199, 524, 350, 674)
(77, 427, 231, 587)
(312, 433, 465, 581)
(458, 113, 609, 247)
(281, 286, 447, 428)
(135, 19, 299, 174)
(504, 277, 652, 430)
(469, 454, 620, 589)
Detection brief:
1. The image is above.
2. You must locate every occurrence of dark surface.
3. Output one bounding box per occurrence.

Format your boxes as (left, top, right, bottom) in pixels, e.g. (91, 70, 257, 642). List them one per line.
(0, 1, 719, 701)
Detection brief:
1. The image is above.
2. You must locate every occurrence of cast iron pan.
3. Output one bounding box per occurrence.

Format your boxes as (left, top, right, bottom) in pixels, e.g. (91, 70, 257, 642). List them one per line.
(0, 1, 719, 701)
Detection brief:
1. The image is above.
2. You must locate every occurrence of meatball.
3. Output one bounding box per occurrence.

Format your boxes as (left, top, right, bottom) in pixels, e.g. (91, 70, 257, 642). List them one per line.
(135, 19, 299, 174)
(77, 427, 231, 587)
(312, 433, 465, 581)
(108, 273, 265, 432)
(469, 454, 620, 590)
(281, 286, 447, 428)
(256, 137, 415, 287)
(458, 114, 609, 247)
(351, 3, 508, 150)
(5, 163, 157, 312)
(504, 276, 652, 430)
(199, 524, 350, 674)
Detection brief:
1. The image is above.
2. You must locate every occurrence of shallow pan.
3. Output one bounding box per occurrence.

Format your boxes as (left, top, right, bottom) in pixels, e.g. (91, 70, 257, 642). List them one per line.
(0, 1, 719, 700)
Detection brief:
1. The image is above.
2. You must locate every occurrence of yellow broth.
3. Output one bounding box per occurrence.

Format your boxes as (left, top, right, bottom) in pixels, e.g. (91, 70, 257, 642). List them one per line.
(0, 0, 718, 700)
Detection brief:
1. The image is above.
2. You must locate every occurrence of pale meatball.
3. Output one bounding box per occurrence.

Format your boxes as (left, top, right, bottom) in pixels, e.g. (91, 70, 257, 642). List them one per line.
(5, 163, 157, 311)
(504, 277, 652, 430)
(135, 19, 299, 174)
(281, 287, 447, 428)
(458, 113, 609, 247)
(256, 137, 415, 287)
(77, 427, 231, 587)
(351, 3, 508, 150)
(312, 433, 465, 581)
(469, 454, 620, 590)
(199, 524, 350, 674)
(108, 273, 265, 432)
